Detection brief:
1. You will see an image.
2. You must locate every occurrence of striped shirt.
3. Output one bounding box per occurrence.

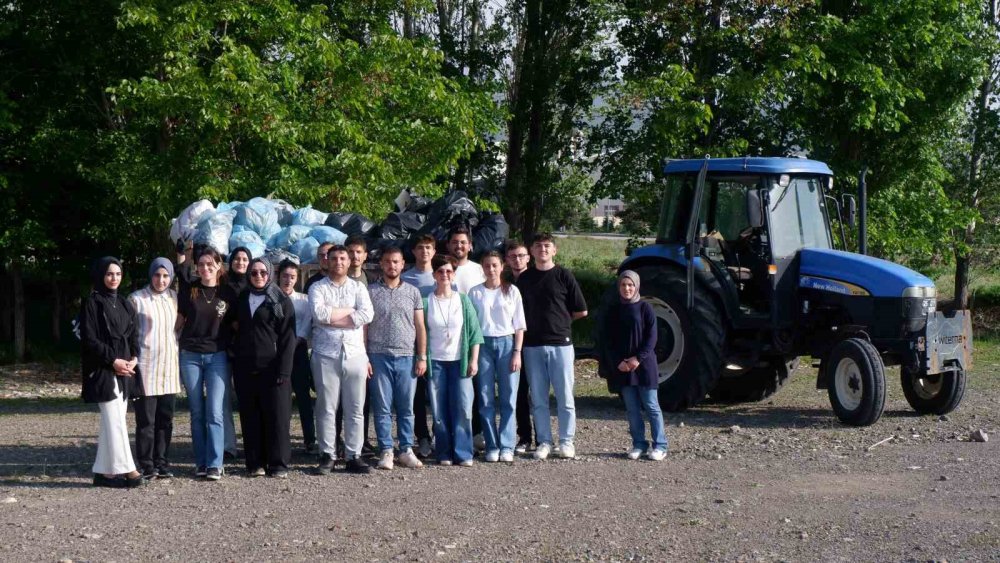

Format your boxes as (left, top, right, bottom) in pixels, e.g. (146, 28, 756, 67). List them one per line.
(128, 287, 181, 396)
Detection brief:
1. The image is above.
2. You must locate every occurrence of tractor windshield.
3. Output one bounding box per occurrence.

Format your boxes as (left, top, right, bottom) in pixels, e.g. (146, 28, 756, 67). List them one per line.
(656, 174, 694, 242)
(768, 176, 832, 258)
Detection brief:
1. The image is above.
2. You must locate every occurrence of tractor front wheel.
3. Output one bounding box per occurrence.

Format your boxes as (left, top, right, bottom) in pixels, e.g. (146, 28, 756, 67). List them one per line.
(900, 366, 966, 415)
(825, 338, 886, 426)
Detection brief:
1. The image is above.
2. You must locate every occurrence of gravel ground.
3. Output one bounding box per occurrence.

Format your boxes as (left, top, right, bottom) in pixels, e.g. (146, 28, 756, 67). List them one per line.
(1, 358, 999, 562)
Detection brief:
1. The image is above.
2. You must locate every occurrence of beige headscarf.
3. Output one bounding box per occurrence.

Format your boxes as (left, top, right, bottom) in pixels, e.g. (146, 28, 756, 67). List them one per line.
(618, 270, 641, 304)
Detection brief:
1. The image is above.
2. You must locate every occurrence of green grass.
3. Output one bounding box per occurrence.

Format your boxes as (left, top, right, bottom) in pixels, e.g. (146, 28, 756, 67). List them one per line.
(555, 236, 627, 347)
(931, 266, 1000, 306)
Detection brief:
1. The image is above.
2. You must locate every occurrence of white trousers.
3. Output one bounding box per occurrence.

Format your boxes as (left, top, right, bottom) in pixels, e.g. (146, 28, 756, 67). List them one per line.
(92, 378, 137, 475)
(311, 352, 368, 459)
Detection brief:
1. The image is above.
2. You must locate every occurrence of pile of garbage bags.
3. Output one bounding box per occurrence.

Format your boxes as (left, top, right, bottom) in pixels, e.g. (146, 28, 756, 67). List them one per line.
(169, 191, 509, 265)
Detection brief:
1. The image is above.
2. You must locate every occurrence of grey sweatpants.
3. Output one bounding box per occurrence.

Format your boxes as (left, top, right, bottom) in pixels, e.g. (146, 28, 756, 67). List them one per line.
(311, 352, 368, 460)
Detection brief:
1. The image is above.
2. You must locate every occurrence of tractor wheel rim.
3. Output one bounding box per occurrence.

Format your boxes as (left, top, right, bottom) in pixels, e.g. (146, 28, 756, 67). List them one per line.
(645, 297, 684, 384)
(910, 372, 943, 400)
(834, 357, 864, 411)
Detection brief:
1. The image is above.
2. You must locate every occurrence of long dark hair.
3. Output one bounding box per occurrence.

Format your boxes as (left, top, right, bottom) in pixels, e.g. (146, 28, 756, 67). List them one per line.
(191, 247, 228, 300)
(480, 251, 511, 296)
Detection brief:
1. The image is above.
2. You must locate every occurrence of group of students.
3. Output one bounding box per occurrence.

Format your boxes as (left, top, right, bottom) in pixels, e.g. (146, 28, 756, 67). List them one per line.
(79, 228, 668, 488)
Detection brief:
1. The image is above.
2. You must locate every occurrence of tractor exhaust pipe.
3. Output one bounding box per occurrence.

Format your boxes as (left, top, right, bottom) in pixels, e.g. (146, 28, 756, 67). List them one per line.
(858, 166, 868, 256)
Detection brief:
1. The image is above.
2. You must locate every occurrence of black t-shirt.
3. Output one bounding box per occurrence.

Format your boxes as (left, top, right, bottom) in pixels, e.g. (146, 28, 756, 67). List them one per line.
(516, 265, 587, 347)
(304, 271, 326, 293)
(178, 282, 236, 353)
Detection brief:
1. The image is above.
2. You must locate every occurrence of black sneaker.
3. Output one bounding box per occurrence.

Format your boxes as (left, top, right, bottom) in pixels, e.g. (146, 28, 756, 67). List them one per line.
(156, 468, 174, 479)
(125, 474, 147, 488)
(92, 474, 127, 489)
(345, 457, 371, 474)
(270, 469, 289, 479)
(316, 453, 335, 475)
(360, 442, 378, 459)
(205, 467, 223, 481)
(140, 469, 158, 481)
(304, 443, 318, 455)
(194, 466, 208, 477)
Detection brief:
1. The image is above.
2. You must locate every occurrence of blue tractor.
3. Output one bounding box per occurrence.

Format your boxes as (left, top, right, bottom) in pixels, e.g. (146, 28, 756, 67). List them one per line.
(596, 157, 973, 426)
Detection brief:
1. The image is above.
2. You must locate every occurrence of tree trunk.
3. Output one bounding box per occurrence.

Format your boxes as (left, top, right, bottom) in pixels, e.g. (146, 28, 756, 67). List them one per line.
(12, 261, 26, 362)
(51, 276, 62, 345)
(0, 265, 11, 342)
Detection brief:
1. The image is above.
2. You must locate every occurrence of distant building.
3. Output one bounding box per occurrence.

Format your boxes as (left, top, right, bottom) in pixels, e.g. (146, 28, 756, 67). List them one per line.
(591, 197, 624, 227)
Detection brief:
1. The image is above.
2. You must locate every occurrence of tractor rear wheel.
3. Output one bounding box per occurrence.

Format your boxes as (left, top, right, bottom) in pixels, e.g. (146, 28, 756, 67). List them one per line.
(633, 266, 725, 412)
(710, 357, 798, 403)
(825, 338, 886, 426)
(900, 366, 966, 415)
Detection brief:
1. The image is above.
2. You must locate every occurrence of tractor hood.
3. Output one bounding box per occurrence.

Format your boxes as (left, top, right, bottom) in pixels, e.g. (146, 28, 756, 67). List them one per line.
(798, 248, 934, 298)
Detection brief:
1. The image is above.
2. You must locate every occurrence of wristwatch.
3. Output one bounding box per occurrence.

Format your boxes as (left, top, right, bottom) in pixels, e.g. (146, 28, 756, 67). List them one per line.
(416, 355, 427, 361)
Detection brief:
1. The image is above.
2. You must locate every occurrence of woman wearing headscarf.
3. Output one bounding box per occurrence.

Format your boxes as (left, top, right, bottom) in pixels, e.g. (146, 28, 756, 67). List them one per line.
(221, 245, 252, 460)
(601, 270, 668, 461)
(128, 257, 181, 480)
(232, 257, 296, 478)
(80, 256, 145, 488)
(178, 247, 237, 481)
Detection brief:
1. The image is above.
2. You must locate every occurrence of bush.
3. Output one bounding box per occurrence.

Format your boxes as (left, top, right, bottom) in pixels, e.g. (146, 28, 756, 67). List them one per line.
(972, 285, 1000, 308)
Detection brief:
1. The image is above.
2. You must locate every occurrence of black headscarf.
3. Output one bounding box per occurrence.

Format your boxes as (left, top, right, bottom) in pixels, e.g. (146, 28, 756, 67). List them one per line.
(228, 246, 252, 294)
(91, 256, 123, 297)
(248, 257, 286, 319)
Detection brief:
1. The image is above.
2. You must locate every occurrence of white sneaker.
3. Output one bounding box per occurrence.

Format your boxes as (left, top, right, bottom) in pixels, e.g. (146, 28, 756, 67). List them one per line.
(648, 448, 666, 461)
(397, 449, 424, 469)
(485, 450, 500, 463)
(438, 459, 452, 466)
(376, 450, 394, 470)
(534, 443, 551, 460)
(627, 448, 643, 460)
(558, 443, 575, 459)
(499, 450, 514, 463)
(514, 441, 529, 454)
(458, 459, 474, 467)
(473, 433, 486, 452)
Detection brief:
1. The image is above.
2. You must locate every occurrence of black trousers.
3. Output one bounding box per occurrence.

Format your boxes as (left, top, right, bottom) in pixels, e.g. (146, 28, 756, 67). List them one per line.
(234, 371, 292, 472)
(134, 394, 176, 472)
(414, 375, 431, 441)
(516, 367, 535, 445)
(291, 340, 316, 447)
(471, 374, 482, 437)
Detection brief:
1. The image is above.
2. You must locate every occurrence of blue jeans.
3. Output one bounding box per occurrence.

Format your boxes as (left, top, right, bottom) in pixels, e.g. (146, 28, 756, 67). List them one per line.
(477, 336, 519, 453)
(523, 345, 576, 447)
(369, 353, 417, 452)
(179, 350, 229, 469)
(428, 360, 474, 462)
(621, 385, 668, 451)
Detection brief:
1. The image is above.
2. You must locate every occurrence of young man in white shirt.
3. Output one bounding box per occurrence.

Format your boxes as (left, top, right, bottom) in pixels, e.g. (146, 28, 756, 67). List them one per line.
(448, 226, 485, 294)
(277, 259, 317, 454)
(308, 245, 374, 474)
(447, 225, 486, 449)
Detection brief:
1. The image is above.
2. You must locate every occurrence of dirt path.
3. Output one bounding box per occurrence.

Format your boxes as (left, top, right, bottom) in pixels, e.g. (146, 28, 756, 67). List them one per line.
(1, 361, 998, 562)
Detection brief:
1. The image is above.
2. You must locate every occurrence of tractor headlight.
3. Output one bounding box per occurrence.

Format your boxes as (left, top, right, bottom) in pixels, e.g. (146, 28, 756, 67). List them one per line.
(902, 286, 936, 299)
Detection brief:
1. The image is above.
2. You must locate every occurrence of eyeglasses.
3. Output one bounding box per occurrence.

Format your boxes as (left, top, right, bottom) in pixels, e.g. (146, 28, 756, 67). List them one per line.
(250, 270, 269, 278)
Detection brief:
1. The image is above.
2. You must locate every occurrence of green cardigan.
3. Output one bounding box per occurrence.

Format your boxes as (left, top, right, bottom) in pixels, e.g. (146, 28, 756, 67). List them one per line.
(423, 293, 484, 378)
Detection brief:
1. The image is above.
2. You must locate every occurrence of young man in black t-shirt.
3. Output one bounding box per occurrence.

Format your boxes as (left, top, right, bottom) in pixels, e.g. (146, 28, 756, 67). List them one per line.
(515, 233, 588, 460)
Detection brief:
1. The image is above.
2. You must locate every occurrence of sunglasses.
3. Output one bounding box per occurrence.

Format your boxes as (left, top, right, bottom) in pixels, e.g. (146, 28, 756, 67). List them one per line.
(250, 270, 269, 277)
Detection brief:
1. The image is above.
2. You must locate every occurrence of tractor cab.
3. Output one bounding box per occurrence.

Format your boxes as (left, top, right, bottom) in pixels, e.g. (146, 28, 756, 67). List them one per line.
(598, 157, 973, 426)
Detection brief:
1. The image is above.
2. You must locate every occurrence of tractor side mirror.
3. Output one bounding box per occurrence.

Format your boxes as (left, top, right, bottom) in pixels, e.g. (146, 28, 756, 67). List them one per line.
(843, 194, 857, 227)
(746, 189, 764, 229)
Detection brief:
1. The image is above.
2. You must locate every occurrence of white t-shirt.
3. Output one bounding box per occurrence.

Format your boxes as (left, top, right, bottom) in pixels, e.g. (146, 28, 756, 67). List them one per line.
(468, 284, 526, 338)
(427, 293, 464, 361)
(453, 261, 485, 294)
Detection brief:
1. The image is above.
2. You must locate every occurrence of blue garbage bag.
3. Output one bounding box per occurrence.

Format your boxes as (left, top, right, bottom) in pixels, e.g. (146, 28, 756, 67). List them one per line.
(217, 201, 243, 213)
(194, 210, 237, 256)
(234, 202, 281, 241)
(308, 225, 347, 246)
(292, 206, 329, 227)
(267, 225, 313, 250)
(228, 231, 266, 261)
(290, 237, 320, 264)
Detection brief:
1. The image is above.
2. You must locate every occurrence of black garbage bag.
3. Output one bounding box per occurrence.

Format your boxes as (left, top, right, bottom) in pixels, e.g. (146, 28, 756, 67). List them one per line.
(380, 211, 426, 240)
(326, 212, 377, 237)
(472, 212, 510, 259)
(406, 195, 433, 214)
(416, 191, 480, 241)
(365, 237, 409, 264)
